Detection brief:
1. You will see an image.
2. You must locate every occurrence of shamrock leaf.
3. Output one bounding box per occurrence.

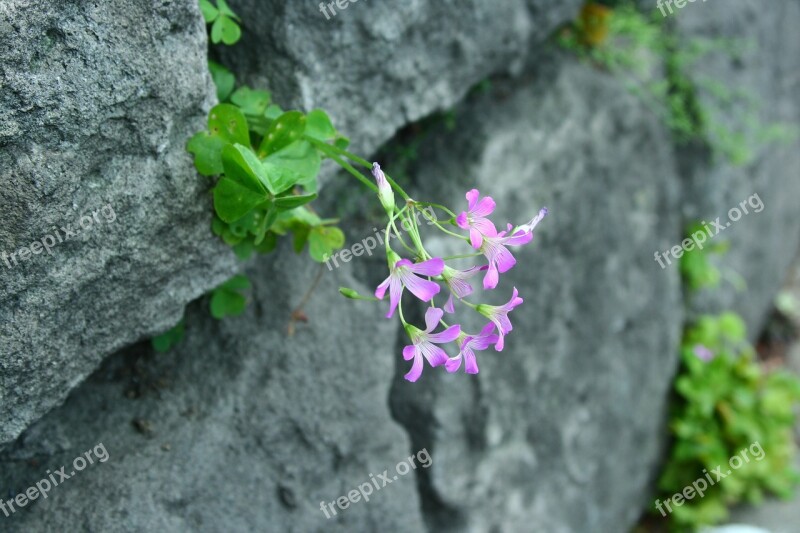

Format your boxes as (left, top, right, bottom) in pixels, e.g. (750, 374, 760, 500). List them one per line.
(211, 15, 241, 45)
(308, 226, 345, 262)
(274, 193, 317, 210)
(208, 60, 236, 102)
(214, 144, 272, 222)
(263, 140, 321, 193)
(305, 109, 337, 141)
(188, 104, 250, 176)
(199, 0, 219, 23)
(210, 275, 251, 319)
(257, 111, 306, 157)
(151, 320, 185, 353)
(215, 0, 239, 19)
(231, 86, 271, 117)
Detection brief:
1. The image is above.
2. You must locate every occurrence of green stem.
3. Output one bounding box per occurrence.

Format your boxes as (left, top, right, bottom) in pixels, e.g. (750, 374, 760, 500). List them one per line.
(306, 138, 379, 194)
(308, 137, 411, 201)
(441, 252, 483, 261)
(414, 201, 458, 219)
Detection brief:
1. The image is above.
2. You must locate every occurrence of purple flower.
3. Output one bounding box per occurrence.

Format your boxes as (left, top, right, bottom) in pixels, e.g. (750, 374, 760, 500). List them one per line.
(372, 162, 395, 214)
(478, 229, 531, 290)
(476, 287, 523, 351)
(692, 344, 715, 362)
(445, 323, 499, 375)
(456, 189, 498, 248)
(375, 255, 444, 318)
(442, 265, 485, 313)
(403, 307, 461, 382)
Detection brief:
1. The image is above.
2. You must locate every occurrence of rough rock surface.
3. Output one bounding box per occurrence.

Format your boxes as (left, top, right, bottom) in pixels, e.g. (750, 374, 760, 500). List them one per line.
(0, 250, 424, 532)
(0, 0, 237, 446)
(674, 0, 800, 335)
(220, 0, 584, 155)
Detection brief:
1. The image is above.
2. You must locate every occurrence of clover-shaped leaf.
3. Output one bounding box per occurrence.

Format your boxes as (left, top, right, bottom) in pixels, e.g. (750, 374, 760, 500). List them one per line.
(231, 86, 271, 117)
(210, 275, 251, 319)
(214, 144, 271, 223)
(263, 140, 321, 193)
(208, 60, 236, 102)
(308, 226, 345, 262)
(258, 111, 306, 157)
(188, 104, 250, 176)
(151, 320, 185, 353)
(199, 0, 219, 23)
(274, 193, 318, 210)
(305, 109, 337, 141)
(211, 15, 241, 45)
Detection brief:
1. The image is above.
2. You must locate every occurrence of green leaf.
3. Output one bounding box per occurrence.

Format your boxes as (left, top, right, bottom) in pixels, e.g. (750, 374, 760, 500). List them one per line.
(151, 320, 185, 353)
(210, 275, 251, 319)
(209, 104, 250, 146)
(231, 86, 271, 117)
(265, 104, 283, 120)
(274, 193, 317, 210)
(305, 109, 337, 140)
(213, 177, 269, 223)
(263, 140, 321, 193)
(257, 111, 306, 157)
(255, 232, 278, 254)
(211, 15, 241, 45)
(187, 131, 228, 176)
(221, 143, 270, 193)
(308, 226, 345, 262)
(233, 240, 254, 260)
(208, 60, 235, 102)
(216, 0, 239, 19)
(199, 0, 219, 23)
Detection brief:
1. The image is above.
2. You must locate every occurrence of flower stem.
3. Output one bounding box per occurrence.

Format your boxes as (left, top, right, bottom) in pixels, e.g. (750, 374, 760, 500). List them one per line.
(307, 137, 411, 201)
(308, 139, 379, 194)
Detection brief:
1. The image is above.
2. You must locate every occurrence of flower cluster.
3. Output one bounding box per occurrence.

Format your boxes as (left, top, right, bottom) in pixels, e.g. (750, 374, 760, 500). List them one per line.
(370, 165, 548, 382)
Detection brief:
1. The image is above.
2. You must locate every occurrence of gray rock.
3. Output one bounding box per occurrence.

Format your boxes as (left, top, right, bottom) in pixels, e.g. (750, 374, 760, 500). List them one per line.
(0, 249, 425, 532)
(673, 0, 800, 334)
(0, 1, 237, 446)
(220, 0, 584, 155)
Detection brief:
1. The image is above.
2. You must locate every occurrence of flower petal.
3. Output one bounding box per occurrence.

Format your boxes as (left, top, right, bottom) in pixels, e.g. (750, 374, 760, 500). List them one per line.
(494, 245, 517, 274)
(402, 344, 417, 361)
(404, 353, 424, 382)
(483, 262, 499, 290)
(471, 196, 496, 217)
(444, 294, 455, 314)
(408, 257, 445, 276)
(386, 276, 403, 318)
(402, 274, 441, 302)
(375, 275, 391, 300)
(428, 324, 461, 344)
(463, 347, 479, 374)
(445, 355, 462, 373)
(424, 307, 444, 332)
(469, 228, 483, 249)
(420, 342, 449, 367)
(466, 189, 480, 210)
(456, 212, 469, 229)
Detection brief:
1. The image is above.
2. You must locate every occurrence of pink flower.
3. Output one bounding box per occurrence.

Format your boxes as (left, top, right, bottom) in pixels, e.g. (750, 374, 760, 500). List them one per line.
(476, 287, 523, 351)
(456, 189, 498, 248)
(445, 323, 499, 374)
(375, 255, 444, 318)
(692, 344, 715, 362)
(442, 265, 485, 313)
(478, 208, 548, 290)
(403, 307, 461, 382)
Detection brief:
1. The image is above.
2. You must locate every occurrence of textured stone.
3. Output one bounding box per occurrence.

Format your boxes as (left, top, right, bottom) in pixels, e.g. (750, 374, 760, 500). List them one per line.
(0, 250, 424, 532)
(0, 0, 237, 446)
(220, 0, 584, 155)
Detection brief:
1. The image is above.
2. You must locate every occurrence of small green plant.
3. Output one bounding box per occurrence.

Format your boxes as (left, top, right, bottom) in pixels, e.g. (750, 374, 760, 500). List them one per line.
(654, 228, 800, 531)
(209, 275, 251, 319)
(200, 0, 241, 45)
(558, 2, 796, 165)
(151, 320, 186, 353)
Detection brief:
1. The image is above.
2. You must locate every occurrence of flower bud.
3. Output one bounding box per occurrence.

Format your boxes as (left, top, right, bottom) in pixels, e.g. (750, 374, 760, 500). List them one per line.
(372, 162, 395, 214)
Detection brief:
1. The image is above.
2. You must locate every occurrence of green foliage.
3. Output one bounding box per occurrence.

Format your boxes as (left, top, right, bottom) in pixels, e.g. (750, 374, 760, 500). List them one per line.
(679, 223, 730, 291)
(558, 2, 796, 165)
(655, 226, 800, 531)
(188, 99, 348, 263)
(209, 275, 251, 319)
(200, 0, 242, 45)
(657, 313, 800, 531)
(151, 320, 185, 353)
